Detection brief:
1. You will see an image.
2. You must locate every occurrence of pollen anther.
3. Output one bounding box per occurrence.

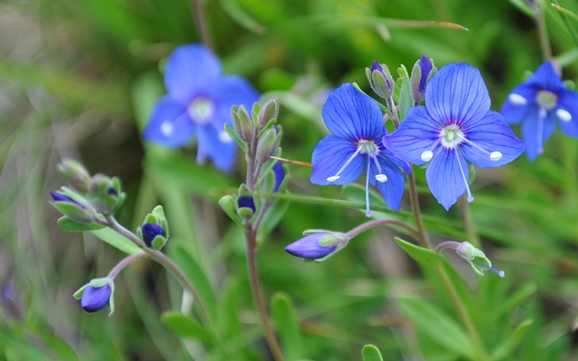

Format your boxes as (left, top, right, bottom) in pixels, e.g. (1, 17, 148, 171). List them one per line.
(375, 174, 387, 182)
(557, 109, 572, 122)
(161, 121, 174, 136)
(508, 93, 527, 106)
(490, 151, 502, 161)
(327, 176, 340, 182)
(421, 150, 433, 162)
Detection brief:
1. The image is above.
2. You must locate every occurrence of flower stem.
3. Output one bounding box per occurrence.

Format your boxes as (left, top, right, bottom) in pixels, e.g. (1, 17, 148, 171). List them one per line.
(530, 0, 552, 60)
(458, 195, 480, 248)
(108, 252, 149, 279)
(346, 219, 418, 239)
(407, 171, 431, 249)
(189, 0, 214, 51)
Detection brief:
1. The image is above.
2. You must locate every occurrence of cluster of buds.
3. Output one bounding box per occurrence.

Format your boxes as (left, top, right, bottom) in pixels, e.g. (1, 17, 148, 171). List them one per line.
(136, 205, 169, 250)
(50, 159, 126, 226)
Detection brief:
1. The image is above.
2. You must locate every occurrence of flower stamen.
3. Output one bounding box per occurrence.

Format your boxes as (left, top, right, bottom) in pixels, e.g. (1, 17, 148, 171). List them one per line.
(327, 147, 363, 182)
(365, 159, 372, 217)
(454, 149, 474, 203)
(508, 93, 527, 106)
(454, 133, 503, 161)
(537, 107, 546, 155)
(188, 97, 215, 124)
(474, 260, 505, 277)
(557, 109, 572, 122)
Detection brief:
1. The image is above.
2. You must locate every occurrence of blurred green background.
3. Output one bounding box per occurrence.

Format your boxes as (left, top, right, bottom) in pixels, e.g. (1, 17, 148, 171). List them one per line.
(1, 0, 578, 360)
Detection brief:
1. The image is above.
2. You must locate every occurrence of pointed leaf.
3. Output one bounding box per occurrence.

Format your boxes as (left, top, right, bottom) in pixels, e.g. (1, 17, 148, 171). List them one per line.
(161, 311, 215, 341)
(491, 320, 533, 361)
(271, 292, 302, 361)
(395, 237, 441, 266)
(57, 216, 105, 232)
(398, 64, 412, 121)
(90, 227, 142, 255)
(362, 345, 384, 361)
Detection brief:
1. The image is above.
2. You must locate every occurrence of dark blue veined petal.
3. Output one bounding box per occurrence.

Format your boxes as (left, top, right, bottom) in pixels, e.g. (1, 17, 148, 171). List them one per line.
(556, 90, 578, 137)
(285, 233, 336, 260)
(521, 110, 556, 161)
(460, 110, 524, 168)
(143, 95, 196, 148)
(80, 284, 111, 313)
(196, 123, 237, 172)
(372, 156, 407, 211)
(310, 135, 364, 185)
(213, 75, 260, 127)
(164, 44, 220, 104)
(526, 61, 565, 92)
(383, 106, 439, 166)
(425, 63, 490, 126)
(426, 147, 469, 211)
(322, 83, 385, 142)
(500, 84, 538, 125)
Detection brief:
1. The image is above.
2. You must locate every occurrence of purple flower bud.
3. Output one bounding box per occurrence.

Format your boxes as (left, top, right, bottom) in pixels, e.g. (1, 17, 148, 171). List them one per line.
(50, 192, 84, 209)
(285, 232, 349, 260)
(273, 161, 285, 192)
(237, 195, 256, 213)
(142, 223, 165, 248)
(80, 284, 111, 313)
(366, 61, 394, 100)
(417, 55, 433, 93)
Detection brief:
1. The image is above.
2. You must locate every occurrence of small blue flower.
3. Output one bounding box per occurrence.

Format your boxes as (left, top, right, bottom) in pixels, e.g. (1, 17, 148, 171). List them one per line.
(142, 223, 165, 248)
(80, 284, 111, 313)
(310, 84, 410, 216)
(501, 61, 578, 161)
(384, 63, 525, 210)
(143, 44, 260, 172)
(285, 232, 349, 260)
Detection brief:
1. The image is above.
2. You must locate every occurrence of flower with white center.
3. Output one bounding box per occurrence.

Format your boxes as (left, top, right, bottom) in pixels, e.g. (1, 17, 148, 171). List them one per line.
(501, 61, 578, 161)
(310, 84, 410, 216)
(384, 63, 525, 210)
(143, 44, 259, 172)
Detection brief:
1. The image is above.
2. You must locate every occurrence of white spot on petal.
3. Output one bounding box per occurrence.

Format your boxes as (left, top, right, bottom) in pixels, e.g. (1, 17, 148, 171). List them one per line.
(161, 121, 173, 136)
(219, 131, 233, 143)
(327, 176, 340, 182)
(375, 174, 387, 183)
(509, 93, 527, 106)
(557, 108, 572, 122)
(490, 151, 502, 161)
(421, 150, 433, 162)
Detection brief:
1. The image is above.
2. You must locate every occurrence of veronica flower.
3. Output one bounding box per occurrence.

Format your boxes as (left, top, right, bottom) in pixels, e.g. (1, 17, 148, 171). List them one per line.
(143, 44, 260, 172)
(310, 84, 410, 216)
(501, 61, 578, 161)
(384, 63, 525, 210)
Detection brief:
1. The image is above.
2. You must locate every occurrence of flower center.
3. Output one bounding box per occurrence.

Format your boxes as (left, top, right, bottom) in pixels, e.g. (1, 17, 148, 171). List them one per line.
(440, 124, 464, 148)
(536, 90, 557, 110)
(188, 97, 215, 124)
(358, 139, 379, 155)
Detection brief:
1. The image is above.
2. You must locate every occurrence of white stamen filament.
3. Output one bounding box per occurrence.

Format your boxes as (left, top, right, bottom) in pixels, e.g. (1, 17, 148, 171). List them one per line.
(370, 155, 387, 183)
(508, 93, 527, 106)
(326, 147, 363, 182)
(557, 109, 572, 122)
(454, 149, 474, 203)
(421, 150, 433, 162)
(538, 108, 546, 154)
(365, 159, 372, 217)
(455, 133, 502, 162)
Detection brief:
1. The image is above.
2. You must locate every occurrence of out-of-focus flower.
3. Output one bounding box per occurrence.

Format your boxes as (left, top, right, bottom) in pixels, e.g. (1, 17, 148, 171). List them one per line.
(285, 231, 349, 261)
(501, 61, 578, 161)
(143, 44, 260, 172)
(310, 84, 410, 216)
(384, 63, 524, 210)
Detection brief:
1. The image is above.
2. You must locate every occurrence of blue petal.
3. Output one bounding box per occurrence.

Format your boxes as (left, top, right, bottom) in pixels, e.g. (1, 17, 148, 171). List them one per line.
(164, 44, 220, 104)
(500, 84, 538, 125)
(460, 110, 524, 168)
(557, 90, 578, 137)
(383, 106, 439, 166)
(196, 123, 237, 172)
(273, 161, 285, 192)
(426, 148, 469, 211)
(372, 156, 407, 211)
(527, 61, 565, 92)
(285, 233, 336, 259)
(142, 223, 165, 247)
(521, 110, 556, 161)
(237, 196, 256, 213)
(425, 63, 490, 126)
(322, 83, 384, 142)
(310, 135, 364, 185)
(214, 75, 260, 127)
(81, 285, 111, 313)
(143, 95, 195, 148)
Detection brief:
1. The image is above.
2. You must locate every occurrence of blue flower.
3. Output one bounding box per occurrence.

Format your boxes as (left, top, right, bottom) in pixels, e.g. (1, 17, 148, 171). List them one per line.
(501, 61, 578, 161)
(143, 44, 260, 172)
(142, 223, 165, 248)
(384, 63, 525, 210)
(80, 284, 111, 313)
(310, 84, 410, 216)
(285, 232, 349, 260)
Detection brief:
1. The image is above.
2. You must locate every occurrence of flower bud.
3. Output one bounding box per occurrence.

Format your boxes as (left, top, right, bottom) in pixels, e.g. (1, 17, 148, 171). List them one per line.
(256, 128, 280, 164)
(50, 191, 95, 223)
(142, 223, 165, 248)
(366, 61, 395, 100)
(137, 205, 169, 249)
(237, 195, 256, 220)
(258, 98, 279, 129)
(56, 159, 91, 193)
(88, 175, 125, 215)
(74, 277, 114, 315)
(233, 105, 254, 142)
(272, 161, 285, 193)
(437, 241, 505, 277)
(410, 55, 435, 104)
(285, 231, 350, 261)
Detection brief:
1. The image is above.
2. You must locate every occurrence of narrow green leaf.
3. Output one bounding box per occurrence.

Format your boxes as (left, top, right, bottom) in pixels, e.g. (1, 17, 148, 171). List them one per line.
(398, 297, 475, 359)
(57, 216, 105, 232)
(257, 198, 289, 244)
(89, 227, 142, 255)
(220, 0, 266, 34)
(224, 122, 248, 153)
(271, 293, 302, 361)
(395, 237, 441, 266)
(171, 245, 218, 322)
(361, 344, 384, 361)
(491, 320, 533, 361)
(161, 311, 215, 341)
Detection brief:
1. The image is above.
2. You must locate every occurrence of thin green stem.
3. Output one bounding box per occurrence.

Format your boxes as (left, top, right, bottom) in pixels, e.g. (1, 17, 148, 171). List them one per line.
(407, 171, 431, 249)
(530, 0, 552, 60)
(346, 218, 418, 239)
(189, 0, 214, 50)
(108, 252, 149, 279)
(458, 195, 480, 248)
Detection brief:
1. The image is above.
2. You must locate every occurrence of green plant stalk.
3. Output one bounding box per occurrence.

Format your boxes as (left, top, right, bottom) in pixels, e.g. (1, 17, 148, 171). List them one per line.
(530, 0, 552, 60)
(458, 195, 481, 248)
(190, 0, 214, 51)
(407, 168, 489, 361)
(346, 218, 419, 238)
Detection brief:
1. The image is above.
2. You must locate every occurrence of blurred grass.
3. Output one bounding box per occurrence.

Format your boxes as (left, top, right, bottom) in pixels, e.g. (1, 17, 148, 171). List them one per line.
(1, 0, 578, 360)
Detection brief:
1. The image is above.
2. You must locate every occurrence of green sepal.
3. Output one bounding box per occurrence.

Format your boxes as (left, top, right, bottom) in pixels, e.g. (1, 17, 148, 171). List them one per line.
(257, 98, 279, 128)
(251, 101, 262, 125)
(73, 284, 88, 299)
(151, 235, 166, 250)
(144, 214, 157, 224)
(88, 277, 111, 288)
(361, 345, 384, 361)
(52, 201, 95, 223)
(237, 206, 254, 220)
(456, 242, 492, 276)
(57, 158, 91, 193)
(57, 216, 105, 231)
(397, 64, 412, 121)
(151, 205, 166, 221)
(224, 122, 248, 153)
(218, 195, 244, 229)
(302, 229, 331, 235)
